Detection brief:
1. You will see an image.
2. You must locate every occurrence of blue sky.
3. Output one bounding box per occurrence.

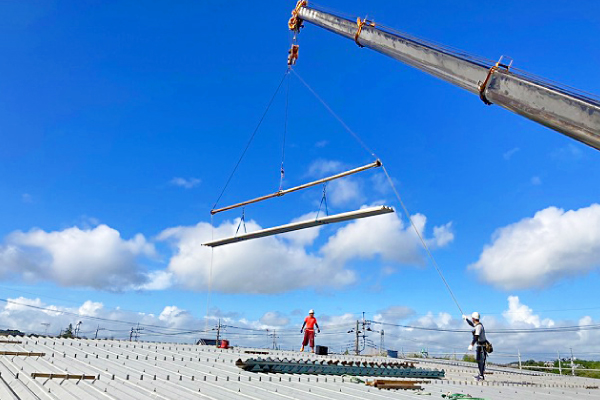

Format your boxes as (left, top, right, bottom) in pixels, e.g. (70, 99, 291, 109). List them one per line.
(1, 1, 600, 360)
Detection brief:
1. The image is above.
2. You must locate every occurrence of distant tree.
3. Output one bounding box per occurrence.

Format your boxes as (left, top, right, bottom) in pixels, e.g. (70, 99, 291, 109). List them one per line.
(462, 354, 475, 362)
(61, 324, 74, 338)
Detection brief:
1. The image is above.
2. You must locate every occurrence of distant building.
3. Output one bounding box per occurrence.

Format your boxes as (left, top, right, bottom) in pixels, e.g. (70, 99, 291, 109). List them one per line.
(196, 338, 219, 346)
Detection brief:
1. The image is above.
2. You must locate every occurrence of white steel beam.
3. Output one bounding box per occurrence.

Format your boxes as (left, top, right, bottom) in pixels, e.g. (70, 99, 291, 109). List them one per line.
(203, 205, 394, 247)
(211, 160, 381, 215)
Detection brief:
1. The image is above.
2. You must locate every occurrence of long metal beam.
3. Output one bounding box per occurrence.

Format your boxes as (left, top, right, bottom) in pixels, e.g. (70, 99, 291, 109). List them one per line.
(203, 205, 394, 247)
(211, 159, 381, 215)
(297, 6, 600, 151)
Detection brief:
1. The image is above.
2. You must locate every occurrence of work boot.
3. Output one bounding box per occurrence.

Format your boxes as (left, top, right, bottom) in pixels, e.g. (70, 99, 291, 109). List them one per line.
(300, 346, 304, 352)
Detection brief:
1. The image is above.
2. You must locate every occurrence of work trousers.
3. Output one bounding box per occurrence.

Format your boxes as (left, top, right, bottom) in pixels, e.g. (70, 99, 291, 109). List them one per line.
(302, 330, 315, 348)
(476, 345, 487, 377)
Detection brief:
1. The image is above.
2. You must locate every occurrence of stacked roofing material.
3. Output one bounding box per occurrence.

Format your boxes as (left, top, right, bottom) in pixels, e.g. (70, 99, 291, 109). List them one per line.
(0, 336, 598, 399)
(236, 357, 445, 378)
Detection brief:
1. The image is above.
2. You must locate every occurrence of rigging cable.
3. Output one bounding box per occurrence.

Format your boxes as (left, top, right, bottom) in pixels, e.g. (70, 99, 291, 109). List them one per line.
(206, 70, 290, 334)
(211, 69, 290, 212)
(280, 70, 291, 191)
(382, 163, 464, 317)
(291, 68, 464, 316)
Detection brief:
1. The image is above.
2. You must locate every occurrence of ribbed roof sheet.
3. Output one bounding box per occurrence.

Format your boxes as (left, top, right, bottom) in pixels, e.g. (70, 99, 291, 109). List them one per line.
(0, 336, 598, 399)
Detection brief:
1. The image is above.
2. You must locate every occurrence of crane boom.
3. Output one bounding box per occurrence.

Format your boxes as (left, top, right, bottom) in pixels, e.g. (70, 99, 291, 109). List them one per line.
(295, 5, 600, 151)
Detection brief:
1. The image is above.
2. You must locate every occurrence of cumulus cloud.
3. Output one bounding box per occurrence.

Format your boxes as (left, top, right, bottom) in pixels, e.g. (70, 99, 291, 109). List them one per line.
(0, 297, 205, 340)
(304, 159, 365, 207)
(502, 296, 554, 328)
(430, 222, 454, 248)
(260, 311, 290, 327)
(158, 219, 355, 294)
(327, 178, 365, 207)
(280, 212, 322, 247)
(306, 159, 344, 177)
(373, 305, 415, 323)
(0, 225, 157, 290)
(157, 205, 453, 294)
(2, 296, 599, 360)
(321, 210, 431, 266)
(470, 204, 600, 290)
(170, 177, 201, 189)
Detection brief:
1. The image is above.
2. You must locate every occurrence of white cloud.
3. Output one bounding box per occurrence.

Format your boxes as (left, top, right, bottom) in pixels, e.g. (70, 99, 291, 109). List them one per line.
(259, 311, 290, 327)
(321, 210, 432, 266)
(1, 225, 157, 290)
(327, 178, 365, 207)
(280, 212, 322, 247)
(134, 270, 175, 291)
(79, 300, 103, 317)
(430, 222, 454, 248)
(502, 296, 554, 328)
(531, 176, 542, 185)
(158, 305, 195, 328)
(373, 305, 415, 323)
(551, 144, 584, 162)
(2, 296, 599, 361)
(470, 204, 600, 290)
(306, 159, 344, 177)
(503, 147, 520, 160)
(170, 177, 201, 189)
(156, 204, 453, 294)
(158, 219, 355, 294)
(22, 193, 33, 203)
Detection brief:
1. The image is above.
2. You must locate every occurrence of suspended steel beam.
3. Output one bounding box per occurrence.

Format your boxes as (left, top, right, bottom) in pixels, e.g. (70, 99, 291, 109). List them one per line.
(211, 160, 381, 215)
(203, 205, 394, 247)
(296, 6, 600, 151)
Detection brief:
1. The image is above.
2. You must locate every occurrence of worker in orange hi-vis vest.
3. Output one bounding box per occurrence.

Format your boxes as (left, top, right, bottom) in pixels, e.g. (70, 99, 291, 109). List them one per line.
(300, 309, 320, 352)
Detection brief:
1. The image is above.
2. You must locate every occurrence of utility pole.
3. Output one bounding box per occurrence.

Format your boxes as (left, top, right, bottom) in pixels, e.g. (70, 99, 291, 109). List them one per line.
(94, 325, 106, 340)
(75, 321, 82, 338)
(355, 320, 360, 355)
(570, 348, 575, 376)
(271, 330, 278, 350)
(517, 349, 522, 370)
(380, 329, 384, 356)
(216, 319, 221, 347)
(130, 324, 143, 341)
(557, 351, 562, 375)
(40, 323, 50, 336)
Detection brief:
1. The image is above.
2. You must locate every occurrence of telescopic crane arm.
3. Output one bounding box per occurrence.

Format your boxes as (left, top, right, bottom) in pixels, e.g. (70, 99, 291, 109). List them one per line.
(291, 3, 600, 151)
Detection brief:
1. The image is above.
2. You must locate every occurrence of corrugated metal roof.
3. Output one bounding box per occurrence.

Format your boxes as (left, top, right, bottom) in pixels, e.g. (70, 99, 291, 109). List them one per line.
(0, 336, 598, 399)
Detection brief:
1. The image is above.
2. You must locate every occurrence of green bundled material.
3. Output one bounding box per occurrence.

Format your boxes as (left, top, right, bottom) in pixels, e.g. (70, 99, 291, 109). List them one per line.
(441, 393, 487, 400)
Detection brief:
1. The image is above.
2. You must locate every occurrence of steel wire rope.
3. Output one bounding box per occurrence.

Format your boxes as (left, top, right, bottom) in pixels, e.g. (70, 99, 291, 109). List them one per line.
(210, 69, 290, 211)
(290, 69, 377, 159)
(381, 164, 464, 317)
(291, 68, 464, 316)
(280, 70, 291, 191)
(206, 71, 290, 336)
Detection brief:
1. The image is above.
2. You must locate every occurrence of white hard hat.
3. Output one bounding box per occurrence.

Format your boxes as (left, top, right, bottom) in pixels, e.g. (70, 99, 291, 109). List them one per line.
(309, 309, 315, 314)
(472, 312, 480, 320)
